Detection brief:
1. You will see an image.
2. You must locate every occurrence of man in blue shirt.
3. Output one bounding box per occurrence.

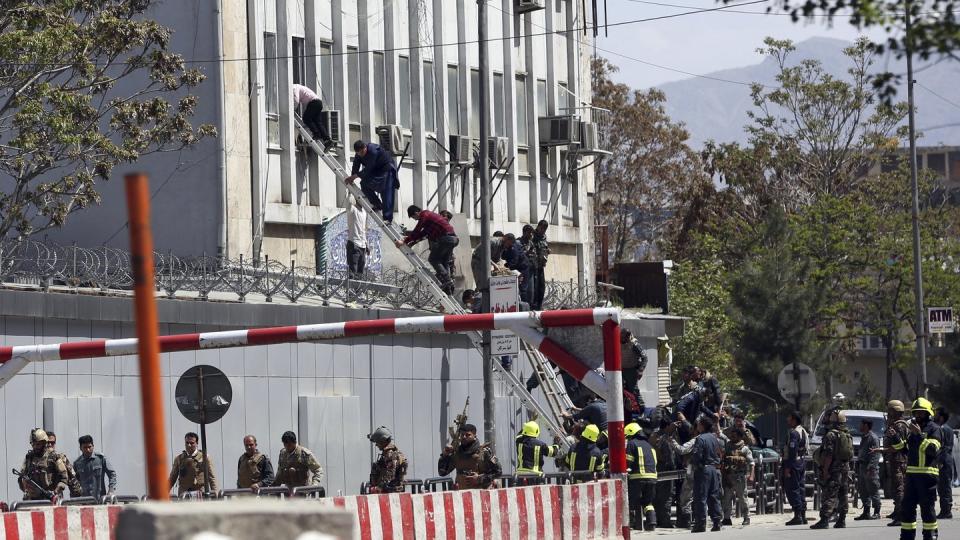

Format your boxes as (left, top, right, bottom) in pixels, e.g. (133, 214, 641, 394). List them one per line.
(935, 407, 954, 519)
(345, 140, 399, 223)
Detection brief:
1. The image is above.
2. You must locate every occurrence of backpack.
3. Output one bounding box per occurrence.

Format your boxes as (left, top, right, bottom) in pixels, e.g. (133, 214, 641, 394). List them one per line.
(834, 429, 854, 461)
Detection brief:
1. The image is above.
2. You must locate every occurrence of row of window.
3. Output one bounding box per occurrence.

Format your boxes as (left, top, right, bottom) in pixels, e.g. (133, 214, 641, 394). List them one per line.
(263, 34, 573, 153)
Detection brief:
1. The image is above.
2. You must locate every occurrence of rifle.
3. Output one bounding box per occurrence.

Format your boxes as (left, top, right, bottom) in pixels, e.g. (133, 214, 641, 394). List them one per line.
(12, 468, 56, 500)
(447, 397, 470, 447)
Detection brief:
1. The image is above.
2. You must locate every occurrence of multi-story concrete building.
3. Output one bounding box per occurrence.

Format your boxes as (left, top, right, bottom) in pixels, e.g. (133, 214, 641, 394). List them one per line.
(49, 0, 601, 288)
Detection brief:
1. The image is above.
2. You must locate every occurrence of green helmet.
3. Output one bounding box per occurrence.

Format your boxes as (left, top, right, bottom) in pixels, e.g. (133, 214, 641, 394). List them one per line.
(367, 426, 393, 445)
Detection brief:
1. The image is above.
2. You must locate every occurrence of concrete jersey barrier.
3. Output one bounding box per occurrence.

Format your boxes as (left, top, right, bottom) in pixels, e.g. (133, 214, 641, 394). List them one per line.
(318, 479, 625, 540)
(0, 505, 119, 539)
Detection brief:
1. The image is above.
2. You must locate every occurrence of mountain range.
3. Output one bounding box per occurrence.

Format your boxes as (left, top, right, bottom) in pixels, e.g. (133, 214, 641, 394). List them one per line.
(656, 37, 960, 149)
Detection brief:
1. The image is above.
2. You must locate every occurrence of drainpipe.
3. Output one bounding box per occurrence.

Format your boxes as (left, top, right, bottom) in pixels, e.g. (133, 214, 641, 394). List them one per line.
(215, 0, 229, 261)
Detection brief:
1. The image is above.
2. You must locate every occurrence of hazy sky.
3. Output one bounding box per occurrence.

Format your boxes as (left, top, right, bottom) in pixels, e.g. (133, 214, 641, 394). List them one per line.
(594, 0, 888, 89)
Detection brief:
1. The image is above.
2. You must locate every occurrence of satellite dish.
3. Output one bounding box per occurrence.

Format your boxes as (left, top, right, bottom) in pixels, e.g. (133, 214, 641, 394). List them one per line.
(175, 365, 232, 425)
(776, 362, 818, 405)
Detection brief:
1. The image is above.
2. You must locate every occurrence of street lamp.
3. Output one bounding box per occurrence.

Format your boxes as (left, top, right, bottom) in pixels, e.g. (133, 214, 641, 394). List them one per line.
(735, 387, 781, 448)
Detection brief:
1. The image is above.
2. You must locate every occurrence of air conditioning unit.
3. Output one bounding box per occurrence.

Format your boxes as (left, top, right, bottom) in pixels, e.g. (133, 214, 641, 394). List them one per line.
(375, 124, 404, 155)
(448, 134, 473, 165)
(320, 110, 341, 144)
(538, 115, 581, 147)
(576, 121, 610, 156)
(516, 0, 545, 14)
(487, 136, 509, 168)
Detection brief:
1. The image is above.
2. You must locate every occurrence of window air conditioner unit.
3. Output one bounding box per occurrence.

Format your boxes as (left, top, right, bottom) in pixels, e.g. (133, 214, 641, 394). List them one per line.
(487, 136, 509, 168)
(448, 134, 474, 165)
(538, 115, 581, 147)
(576, 121, 610, 156)
(375, 124, 404, 155)
(516, 0, 545, 14)
(320, 110, 341, 144)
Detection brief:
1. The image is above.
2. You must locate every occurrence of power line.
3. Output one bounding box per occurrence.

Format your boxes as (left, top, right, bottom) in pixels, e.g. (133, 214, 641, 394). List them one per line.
(917, 82, 960, 112)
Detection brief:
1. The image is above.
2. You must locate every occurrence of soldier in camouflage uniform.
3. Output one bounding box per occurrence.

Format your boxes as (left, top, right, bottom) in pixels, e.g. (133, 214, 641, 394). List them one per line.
(236, 435, 274, 490)
(19, 429, 69, 501)
(438, 423, 502, 489)
(650, 415, 679, 528)
(810, 410, 852, 529)
(877, 400, 910, 526)
(530, 220, 550, 310)
(274, 431, 323, 488)
(721, 427, 755, 526)
(168, 432, 219, 496)
(367, 426, 408, 493)
(45, 431, 83, 497)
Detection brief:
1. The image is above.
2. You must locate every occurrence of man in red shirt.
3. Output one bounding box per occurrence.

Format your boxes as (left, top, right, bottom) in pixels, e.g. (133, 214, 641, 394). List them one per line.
(396, 205, 459, 294)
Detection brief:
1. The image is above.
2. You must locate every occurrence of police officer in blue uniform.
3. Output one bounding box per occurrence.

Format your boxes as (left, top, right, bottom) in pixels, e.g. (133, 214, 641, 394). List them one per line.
(690, 417, 723, 532)
(783, 411, 809, 525)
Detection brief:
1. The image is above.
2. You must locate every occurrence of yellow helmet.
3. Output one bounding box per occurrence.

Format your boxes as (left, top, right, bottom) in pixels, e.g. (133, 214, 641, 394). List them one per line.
(521, 421, 540, 438)
(29, 428, 48, 444)
(581, 424, 601, 443)
(911, 397, 934, 417)
(624, 423, 642, 438)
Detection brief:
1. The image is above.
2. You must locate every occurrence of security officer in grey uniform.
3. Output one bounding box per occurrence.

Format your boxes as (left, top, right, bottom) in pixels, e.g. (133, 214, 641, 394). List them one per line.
(855, 418, 882, 520)
(934, 407, 954, 519)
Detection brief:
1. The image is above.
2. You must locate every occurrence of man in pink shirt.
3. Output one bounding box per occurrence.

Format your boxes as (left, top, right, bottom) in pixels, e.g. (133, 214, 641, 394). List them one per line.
(293, 84, 334, 151)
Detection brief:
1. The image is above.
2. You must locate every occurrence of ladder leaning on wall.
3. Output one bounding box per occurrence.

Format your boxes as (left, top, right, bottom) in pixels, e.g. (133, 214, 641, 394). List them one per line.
(294, 115, 574, 440)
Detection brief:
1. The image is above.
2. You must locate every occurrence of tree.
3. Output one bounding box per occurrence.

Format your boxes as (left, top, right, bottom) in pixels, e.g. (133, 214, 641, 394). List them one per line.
(591, 57, 704, 263)
(0, 1, 214, 238)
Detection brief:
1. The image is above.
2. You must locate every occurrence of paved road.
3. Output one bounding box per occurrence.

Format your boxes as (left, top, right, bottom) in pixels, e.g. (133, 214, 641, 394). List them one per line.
(632, 487, 960, 538)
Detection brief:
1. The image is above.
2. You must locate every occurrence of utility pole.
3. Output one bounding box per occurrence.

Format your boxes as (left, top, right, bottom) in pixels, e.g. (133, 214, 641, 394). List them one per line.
(905, 0, 928, 397)
(478, 0, 496, 451)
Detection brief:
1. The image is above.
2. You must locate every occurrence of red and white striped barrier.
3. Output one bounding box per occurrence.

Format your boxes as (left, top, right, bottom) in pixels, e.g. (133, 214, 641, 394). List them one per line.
(0, 505, 120, 539)
(318, 480, 625, 540)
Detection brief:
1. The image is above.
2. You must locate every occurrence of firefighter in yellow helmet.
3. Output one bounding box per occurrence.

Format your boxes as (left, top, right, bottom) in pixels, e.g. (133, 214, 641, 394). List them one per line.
(565, 424, 606, 481)
(898, 397, 942, 540)
(625, 421, 658, 531)
(515, 421, 559, 477)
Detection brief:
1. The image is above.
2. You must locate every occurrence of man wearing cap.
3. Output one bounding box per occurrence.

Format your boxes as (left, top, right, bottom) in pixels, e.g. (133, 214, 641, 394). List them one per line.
(783, 411, 809, 525)
(855, 418, 882, 520)
(274, 431, 323, 488)
(515, 421, 559, 476)
(625, 421, 658, 531)
(877, 399, 911, 526)
(897, 398, 942, 540)
(438, 424, 501, 489)
(236, 435, 274, 491)
(368, 426, 408, 493)
(19, 428, 69, 500)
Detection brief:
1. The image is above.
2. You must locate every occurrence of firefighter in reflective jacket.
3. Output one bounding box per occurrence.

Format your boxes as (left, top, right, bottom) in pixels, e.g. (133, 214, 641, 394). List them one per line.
(565, 424, 607, 480)
(900, 397, 943, 540)
(516, 421, 559, 475)
(625, 422, 658, 531)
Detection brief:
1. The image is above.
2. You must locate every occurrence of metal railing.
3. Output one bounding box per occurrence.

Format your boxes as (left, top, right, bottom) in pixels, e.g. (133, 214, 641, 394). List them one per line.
(0, 239, 616, 311)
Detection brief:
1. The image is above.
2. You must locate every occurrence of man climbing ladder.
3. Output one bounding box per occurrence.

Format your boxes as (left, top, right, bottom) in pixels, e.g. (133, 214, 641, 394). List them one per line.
(345, 140, 400, 224)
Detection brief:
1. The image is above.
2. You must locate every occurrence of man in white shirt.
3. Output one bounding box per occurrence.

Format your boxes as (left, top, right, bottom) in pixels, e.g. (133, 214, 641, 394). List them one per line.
(292, 83, 333, 151)
(346, 196, 368, 278)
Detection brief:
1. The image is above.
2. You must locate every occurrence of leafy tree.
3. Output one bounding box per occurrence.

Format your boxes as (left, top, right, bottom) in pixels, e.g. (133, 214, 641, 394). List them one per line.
(591, 57, 704, 262)
(0, 0, 215, 238)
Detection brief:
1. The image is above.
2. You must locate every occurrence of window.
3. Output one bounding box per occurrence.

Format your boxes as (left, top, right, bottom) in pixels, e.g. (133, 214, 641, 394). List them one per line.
(292, 37, 306, 85)
(515, 75, 528, 146)
(536, 79, 547, 115)
(558, 82, 569, 113)
(950, 151, 960, 183)
(493, 72, 504, 137)
(926, 152, 946, 178)
(347, 46, 360, 122)
(319, 42, 334, 109)
(399, 56, 411, 128)
(264, 32, 280, 147)
(447, 65, 460, 134)
(373, 52, 386, 126)
(470, 68, 480, 138)
(858, 335, 883, 350)
(423, 61, 436, 132)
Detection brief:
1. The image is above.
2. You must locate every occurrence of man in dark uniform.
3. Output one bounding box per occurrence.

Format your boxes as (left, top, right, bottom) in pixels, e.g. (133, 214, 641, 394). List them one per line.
(878, 399, 911, 526)
(345, 140, 399, 223)
(899, 398, 942, 540)
(515, 421, 559, 476)
(565, 424, 607, 479)
(651, 415, 679, 528)
(680, 416, 723, 533)
(625, 421, 658, 531)
(811, 410, 852, 529)
(783, 412, 809, 525)
(934, 407, 954, 519)
(236, 435, 274, 491)
(367, 426, 408, 493)
(855, 418, 882, 520)
(438, 424, 502, 489)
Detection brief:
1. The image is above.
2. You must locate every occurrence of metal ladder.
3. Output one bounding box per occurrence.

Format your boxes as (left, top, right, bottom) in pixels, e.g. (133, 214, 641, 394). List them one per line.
(294, 117, 571, 440)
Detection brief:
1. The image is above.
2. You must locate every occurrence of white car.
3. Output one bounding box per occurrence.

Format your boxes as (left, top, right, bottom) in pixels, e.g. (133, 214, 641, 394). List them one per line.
(809, 409, 887, 454)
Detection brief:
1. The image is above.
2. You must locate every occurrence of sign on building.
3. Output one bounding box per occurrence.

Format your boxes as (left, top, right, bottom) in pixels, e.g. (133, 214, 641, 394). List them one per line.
(490, 274, 520, 355)
(928, 307, 955, 334)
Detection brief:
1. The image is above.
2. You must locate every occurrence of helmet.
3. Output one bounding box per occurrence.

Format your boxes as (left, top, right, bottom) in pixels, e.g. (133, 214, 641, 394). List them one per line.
(30, 428, 48, 444)
(624, 423, 642, 438)
(911, 397, 934, 417)
(367, 426, 393, 445)
(581, 424, 600, 443)
(887, 400, 905, 413)
(521, 421, 540, 438)
(832, 392, 845, 402)
(834, 411, 846, 424)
